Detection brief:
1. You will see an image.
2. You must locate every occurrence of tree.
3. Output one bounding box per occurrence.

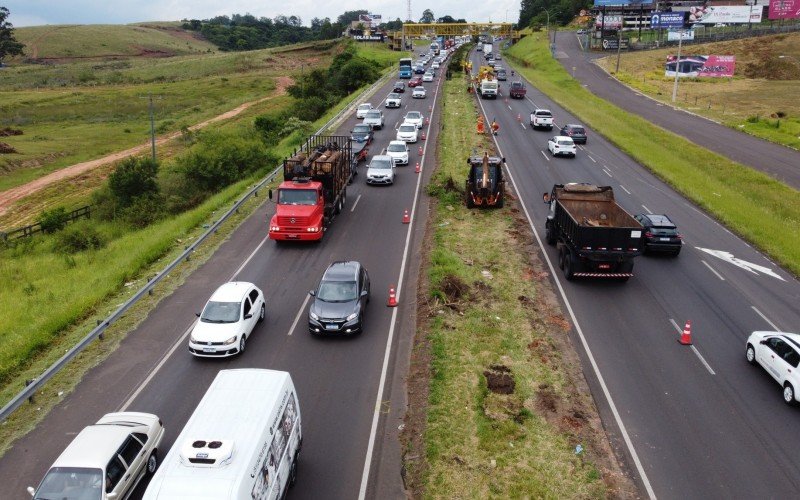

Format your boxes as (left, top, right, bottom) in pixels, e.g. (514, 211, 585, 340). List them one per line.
(337, 10, 369, 26)
(437, 15, 456, 23)
(108, 156, 160, 208)
(383, 18, 403, 31)
(0, 7, 24, 63)
(419, 9, 435, 23)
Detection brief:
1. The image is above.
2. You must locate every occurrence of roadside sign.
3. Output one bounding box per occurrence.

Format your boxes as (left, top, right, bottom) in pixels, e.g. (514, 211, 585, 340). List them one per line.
(651, 12, 687, 28)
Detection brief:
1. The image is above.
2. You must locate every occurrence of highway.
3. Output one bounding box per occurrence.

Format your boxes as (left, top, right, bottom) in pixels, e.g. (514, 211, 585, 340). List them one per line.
(0, 63, 447, 498)
(474, 48, 800, 498)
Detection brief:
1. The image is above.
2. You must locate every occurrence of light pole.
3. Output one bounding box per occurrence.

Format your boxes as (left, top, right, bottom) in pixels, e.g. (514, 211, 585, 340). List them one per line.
(671, 29, 684, 103)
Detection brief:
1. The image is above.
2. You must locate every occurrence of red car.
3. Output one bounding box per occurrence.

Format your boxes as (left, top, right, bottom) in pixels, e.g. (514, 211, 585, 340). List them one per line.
(408, 76, 423, 87)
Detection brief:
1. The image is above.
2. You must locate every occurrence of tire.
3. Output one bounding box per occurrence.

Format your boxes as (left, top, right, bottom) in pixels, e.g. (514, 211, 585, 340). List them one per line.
(784, 383, 796, 405)
(746, 344, 756, 365)
(564, 251, 576, 281)
(558, 246, 565, 270)
(545, 224, 556, 245)
(465, 188, 475, 208)
(258, 303, 265, 323)
(671, 248, 681, 257)
(495, 195, 504, 208)
(146, 450, 158, 475)
(334, 197, 342, 215)
(238, 335, 246, 355)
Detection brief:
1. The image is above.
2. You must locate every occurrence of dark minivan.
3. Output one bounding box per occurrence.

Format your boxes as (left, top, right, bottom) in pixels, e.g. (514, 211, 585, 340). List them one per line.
(308, 261, 370, 335)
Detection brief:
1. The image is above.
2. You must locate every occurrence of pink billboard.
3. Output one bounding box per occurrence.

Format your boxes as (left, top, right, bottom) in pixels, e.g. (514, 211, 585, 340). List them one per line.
(769, 0, 800, 20)
(665, 55, 736, 78)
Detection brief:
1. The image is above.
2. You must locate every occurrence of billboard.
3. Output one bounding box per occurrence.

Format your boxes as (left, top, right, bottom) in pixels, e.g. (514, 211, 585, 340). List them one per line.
(358, 14, 383, 26)
(687, 6, 763, 24)
(595, 14, 623, 29)
(593, 0, 652, 6)
(651, 12, 687, 28)
(665, 55, 736, 77)
(769, 0, 800, 20)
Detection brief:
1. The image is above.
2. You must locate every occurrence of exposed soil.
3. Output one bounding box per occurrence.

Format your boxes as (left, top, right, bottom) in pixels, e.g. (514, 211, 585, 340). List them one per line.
(0, 143, 18, 154)
(0, 76, 294, 216)
(484, 364, 516, 394)
(0, 128, 23, 137)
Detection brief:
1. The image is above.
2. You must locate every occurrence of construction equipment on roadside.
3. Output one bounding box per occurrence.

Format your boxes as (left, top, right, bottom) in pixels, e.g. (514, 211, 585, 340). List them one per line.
(465, 152, 506, 209)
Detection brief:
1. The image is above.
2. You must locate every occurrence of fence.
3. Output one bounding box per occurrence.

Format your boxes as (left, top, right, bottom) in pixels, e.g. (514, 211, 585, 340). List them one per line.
(0, 205, 91, 242)
(0, 69, 393, 422)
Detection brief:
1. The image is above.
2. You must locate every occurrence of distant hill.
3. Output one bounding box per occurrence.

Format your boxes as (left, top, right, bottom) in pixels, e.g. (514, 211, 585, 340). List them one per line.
(12, 23, 217, 61)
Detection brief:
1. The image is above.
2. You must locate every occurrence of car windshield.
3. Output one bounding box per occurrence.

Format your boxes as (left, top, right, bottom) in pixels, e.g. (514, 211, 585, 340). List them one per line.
(35, 467, 103, 500)
(278, 188, 318, 206)
(353, 125, 371, 134)
(415, 88, 425, 92)
(370, 159, 392, 170)
(558, 140, 573, 146)
(388, 93, 399, 99)
(537, 111, 552, 117)
(201, 301, 241, 323)
(365, 111, 381, 119)
(358, 104, 371, 110)
(399, 125, 416, 132)
(388, 143, 406, 152)
(650, 226, 678, 236)
(316, 280, 358, 302)
(571, 127, 586, 134)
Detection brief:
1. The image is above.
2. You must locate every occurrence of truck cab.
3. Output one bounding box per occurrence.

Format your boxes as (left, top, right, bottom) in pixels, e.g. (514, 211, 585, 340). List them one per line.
(269, 180, 326, 241)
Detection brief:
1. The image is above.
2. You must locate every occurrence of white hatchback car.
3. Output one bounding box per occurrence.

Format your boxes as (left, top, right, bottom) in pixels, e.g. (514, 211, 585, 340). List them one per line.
(412, 87, 427, 99)
(189, 282, 265, 357)
(396, 122, 419, 143)
(403, 111, 424, 129)
(547, 136, 577, 157)
(386, 140, 409, 165)
(746, 331, 800, 404)
(356, 103, 373, 119)
(366, 154, 395, 185)
(28, 412, 165, 500)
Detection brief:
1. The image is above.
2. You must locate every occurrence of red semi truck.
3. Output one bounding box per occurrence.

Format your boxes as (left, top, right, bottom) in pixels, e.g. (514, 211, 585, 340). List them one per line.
(268, 135, 354, 241)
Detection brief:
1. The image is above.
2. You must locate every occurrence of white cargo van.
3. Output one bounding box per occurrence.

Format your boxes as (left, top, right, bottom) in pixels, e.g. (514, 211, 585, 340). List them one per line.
(143, 369, 301, 500)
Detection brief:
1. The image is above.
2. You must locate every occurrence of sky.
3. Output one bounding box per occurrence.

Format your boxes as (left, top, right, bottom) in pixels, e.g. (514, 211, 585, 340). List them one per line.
(4, 1, 522, 28)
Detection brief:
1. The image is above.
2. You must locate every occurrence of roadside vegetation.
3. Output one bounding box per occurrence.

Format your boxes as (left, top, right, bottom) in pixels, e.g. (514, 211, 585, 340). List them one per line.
(596, 32, 800, 149)
(401, 44, 635, 498)
(506, 33, 800, 277)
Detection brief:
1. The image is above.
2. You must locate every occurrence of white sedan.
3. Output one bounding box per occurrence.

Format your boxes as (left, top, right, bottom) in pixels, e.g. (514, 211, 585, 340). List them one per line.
(422, 72, 434, 82)
(412, 87, 427, 99)
(403, 111, 424, 129)
(386, 140, 410, 165)
(356, 103, 374, 119)
(746, 331, 800, 404)
(431, 61, 440, 69)
(189, 281, 265, 357)
(547, 136, 577, 157)
(396, 123, 419, 143)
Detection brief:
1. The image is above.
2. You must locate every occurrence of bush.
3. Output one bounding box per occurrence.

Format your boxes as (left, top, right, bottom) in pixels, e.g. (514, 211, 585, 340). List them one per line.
(121, 193, 166, 228)
(254, 113, 285, 144)
(109, 156, 160, 208)
(39, 207, 70, 234)
(56, 224, 107, 253)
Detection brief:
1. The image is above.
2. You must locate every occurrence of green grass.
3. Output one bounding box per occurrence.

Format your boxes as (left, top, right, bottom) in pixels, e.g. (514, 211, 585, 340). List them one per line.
(506, 33, 800, 276)
(415, 65, 610, 498)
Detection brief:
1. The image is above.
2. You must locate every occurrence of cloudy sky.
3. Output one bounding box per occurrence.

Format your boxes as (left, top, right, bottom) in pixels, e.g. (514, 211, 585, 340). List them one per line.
(4, 1, 521, 27)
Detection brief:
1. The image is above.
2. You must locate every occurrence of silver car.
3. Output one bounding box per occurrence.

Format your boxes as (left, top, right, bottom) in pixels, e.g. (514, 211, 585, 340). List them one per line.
(366, 155, 395, 185)
(363, 109, 385, 130)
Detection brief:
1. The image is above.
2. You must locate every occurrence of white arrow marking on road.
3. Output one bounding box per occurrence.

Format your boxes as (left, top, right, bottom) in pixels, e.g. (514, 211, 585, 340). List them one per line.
(696, 247, 785, 281)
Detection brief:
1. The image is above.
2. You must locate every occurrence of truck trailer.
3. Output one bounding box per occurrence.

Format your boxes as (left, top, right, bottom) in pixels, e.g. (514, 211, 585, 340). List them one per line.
(544, 183, 644, 281)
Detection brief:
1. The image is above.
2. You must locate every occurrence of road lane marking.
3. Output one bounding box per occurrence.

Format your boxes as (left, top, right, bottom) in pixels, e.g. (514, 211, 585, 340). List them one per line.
(474, 88, 657, 500)
(701, 260, 726, 281)
(541, 150, 550, 161)
(589, 155, 596, 163)
(520, 122, 526, 130)
(620, 185, 631, 195)
(603, 169, 612, 178)
(641, 204, 651, 213)
(350, 194, 362, 212)
(287, 294, 311, 336)
(697, 247, 785, 281)
(670, 319, 715, 375)
(751, 306, 782, 331)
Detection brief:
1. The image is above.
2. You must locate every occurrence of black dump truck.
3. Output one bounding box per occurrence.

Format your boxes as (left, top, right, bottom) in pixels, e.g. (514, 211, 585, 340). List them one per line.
(465, 152, 505, 208)
(544, 183, 644, 281)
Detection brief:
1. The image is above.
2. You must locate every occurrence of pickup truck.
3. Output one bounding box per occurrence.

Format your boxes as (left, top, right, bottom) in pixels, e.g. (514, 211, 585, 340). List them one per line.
(509, 82, 527, 99)
(530, 109, 554, 130)
(363, 110, 385, 130)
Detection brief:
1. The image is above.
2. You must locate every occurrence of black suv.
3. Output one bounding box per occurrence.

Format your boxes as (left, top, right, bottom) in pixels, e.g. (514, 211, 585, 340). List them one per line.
(393, 81, 406, 93)
(634, 214, 683, 256)
(308, 261, 370, 335)
(560, 124, 587, 144)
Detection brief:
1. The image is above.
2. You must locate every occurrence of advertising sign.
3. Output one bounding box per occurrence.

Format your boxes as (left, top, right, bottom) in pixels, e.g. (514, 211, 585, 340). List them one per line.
(593, 0, 651, 6)
(686, 6, 763, 24)
(353, 34, 385, 41)
(769, 0, 800, 20)
(665, 55, 736, 77)
(667, 29, 694, 41)
(602, 37, 630, 50)
(651, 12, 687, 28)
(358, 14, 383, 26)
(595, 14, 623, 29)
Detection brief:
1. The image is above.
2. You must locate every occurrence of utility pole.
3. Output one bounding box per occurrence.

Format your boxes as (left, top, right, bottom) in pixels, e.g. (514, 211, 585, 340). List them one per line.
(671, 29, 684, 103)
(615, 28, 623, 73)
(140, 93, 162, 162)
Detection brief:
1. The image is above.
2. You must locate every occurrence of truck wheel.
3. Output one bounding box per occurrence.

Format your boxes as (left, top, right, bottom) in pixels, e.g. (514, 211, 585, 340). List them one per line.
(465, 188, 475, 208)
(545, 225, 556, 245)
(564, 251, 576, 281)
(558, 246, 565, 270)
(495, 194, 504, 208)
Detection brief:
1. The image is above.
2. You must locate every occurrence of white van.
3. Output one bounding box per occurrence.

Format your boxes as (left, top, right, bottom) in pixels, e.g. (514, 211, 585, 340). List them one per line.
(143, 369, 302, 500)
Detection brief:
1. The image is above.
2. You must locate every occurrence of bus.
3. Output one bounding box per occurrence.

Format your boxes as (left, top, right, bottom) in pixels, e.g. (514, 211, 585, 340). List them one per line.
(399, 57, 413, 78)
(430, 41, 440, 55)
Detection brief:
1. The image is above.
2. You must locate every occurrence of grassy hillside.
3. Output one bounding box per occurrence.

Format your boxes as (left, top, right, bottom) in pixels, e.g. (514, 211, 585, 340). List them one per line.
(12, 24, 216, 60)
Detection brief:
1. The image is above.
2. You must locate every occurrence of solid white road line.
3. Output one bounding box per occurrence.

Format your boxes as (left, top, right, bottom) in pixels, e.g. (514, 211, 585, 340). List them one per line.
(350, 194, 362, 212)
(287, 294, 311, 336)
(669, 319, 715, 375)
(641, 204, 652, 214)
(751, 306, 782, 331)
(620, 185, 632, 195)
(358, 71, 444, 500)
(541, 150, 550, 161)
(701, 260, 726, 281)
(475, 91, 657, 500)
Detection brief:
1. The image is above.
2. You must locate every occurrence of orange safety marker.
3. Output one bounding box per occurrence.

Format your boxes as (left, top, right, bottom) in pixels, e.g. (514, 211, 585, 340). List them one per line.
(517, 113, 521, 122)
(387, 286, 398, 307)
(402, 209, 410, 224)
(418, 145, 423, 155)
(420, 130, 427, 140)
(678, 320, 693, 345)
(415, 162, 421, 173)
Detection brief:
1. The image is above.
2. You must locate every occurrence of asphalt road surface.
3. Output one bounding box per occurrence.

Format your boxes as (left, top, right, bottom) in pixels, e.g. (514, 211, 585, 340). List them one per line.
(1, 64, 448, 499)
(554, 32, 800, 190)
(477, 48, 800, 498)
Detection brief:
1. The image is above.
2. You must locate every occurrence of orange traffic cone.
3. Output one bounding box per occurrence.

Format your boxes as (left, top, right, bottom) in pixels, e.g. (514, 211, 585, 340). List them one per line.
(402, 209, 410, 224)
(387, 286, 398, 307)
(420, 130, 426, 140)
(418, 145, 423, 155)
(517, 113, 521, 122)
(678, 320, 693, 345)
(415, 162, 421, 173)
(425, 117, 430, 125)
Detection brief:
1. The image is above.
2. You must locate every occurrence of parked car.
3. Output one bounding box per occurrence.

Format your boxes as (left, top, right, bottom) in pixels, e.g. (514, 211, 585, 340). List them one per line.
(408, 76, 423, 87)
(350, 123, 374, 144)
(560, 124, 587, 144)
(547, 136, 577, 157)
(28, 412, 165, 500)
(385, 92, 402, 108)
(393, 81, 406, 93)
(403, 110, 424, 129)
(422, 72, 434, 82)
(356, 103, 373, 119)
(363, 109, 385, 130)
(189, 282, 265, 357)
(412, 87, 427, 99)
(366, 154, 396, 185)
(634, 213, 683, 256)
(308, 261, 370, 335)
(396, 122, 419, 143)
(386, 140, 410, 165)
(746, 331, 800, 404)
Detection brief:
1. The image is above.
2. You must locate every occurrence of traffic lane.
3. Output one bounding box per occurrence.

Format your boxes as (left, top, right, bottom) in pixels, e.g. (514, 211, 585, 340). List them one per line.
(555, 32, 800, 190)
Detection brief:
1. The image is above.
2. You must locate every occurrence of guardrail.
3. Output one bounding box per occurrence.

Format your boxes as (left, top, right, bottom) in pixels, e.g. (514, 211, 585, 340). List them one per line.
(1, 205, 91, 242)
(0, 69, 393, 422)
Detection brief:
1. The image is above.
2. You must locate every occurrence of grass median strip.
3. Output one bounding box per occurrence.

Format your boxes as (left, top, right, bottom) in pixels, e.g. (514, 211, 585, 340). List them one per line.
(506, 33, 800, 277)
(401, 60, 635, 497)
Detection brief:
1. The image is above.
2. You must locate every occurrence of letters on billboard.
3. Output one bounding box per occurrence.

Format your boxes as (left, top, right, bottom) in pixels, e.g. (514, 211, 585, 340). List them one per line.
(769, 0, 800, 20)
(667, 29, 694, 41)
(665, 55, 736, 78)
(650, 12, 687, 28)
(595, 14, 623, 29)
(593, 0, 652, 6)
(687, 6, 763, 24)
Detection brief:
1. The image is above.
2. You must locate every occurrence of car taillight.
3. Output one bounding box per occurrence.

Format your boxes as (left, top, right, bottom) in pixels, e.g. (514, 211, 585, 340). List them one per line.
(677, 234, 683, 239)
(645, 232, 653, 238)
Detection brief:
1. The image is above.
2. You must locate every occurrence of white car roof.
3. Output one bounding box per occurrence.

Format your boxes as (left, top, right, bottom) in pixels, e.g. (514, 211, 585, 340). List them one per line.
(399, 123, 417, 129)
(389, 140, 407, 146)
(52, 423, 142, 469)
(358, 103, 372, 108)
(554, 136, 574, 142)
(208, 282, 255, 303)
